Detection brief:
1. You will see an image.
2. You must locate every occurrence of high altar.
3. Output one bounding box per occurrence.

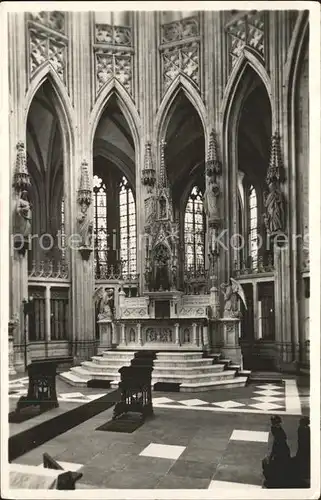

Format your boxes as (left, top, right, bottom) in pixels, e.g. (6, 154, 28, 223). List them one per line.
(96, 139, 242, 366)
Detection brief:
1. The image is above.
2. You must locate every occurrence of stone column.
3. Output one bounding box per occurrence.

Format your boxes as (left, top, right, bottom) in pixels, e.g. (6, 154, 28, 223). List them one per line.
(174, 323, 180, 346)
(8, 318, 19, 376)
(136, 11, 156, 292)
(120, 323, 126, 345)
(45, 286, 51, 344)
(203, 325, 209, 351)
(253, 282, 260, 340)
(219, 318, 242, 366)
(137, 322, 142, 346)
(70, 13, 95, 363)
(8, 13, 29, 373)
(97, 319, 112, 354)
(269, 12, 299, 371)
(192, 323, 198, 346)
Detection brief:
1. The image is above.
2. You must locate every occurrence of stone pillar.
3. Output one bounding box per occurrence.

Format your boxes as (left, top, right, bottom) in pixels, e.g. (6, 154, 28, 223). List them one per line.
(210, 285, 220, 319)
(268, 11, 300, 372)
(174, 323, 180, 346)
(136, 11, 157, 292)
(203, 325, 210, 351)
(192, 323, 197, 346)
(137, 322, 142, 345)
(70, 13, 95, 363)
(120, 323, 126, 345)
(253, 282, 260, 340)
(219, 318, 242, 366)
(97, 319, 113, 354)
(8, 13, 29, 373)
(45, 286, 51, 344)
(8, 318, 18, 376)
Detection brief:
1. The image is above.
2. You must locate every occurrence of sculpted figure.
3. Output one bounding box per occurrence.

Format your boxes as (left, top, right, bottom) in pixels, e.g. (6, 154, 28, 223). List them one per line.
(264, 181, 285, 235)
(77, 202, 93, 248)
(221, 278, 247, 318)
(145, 195, 156, 225)
(14, 190, 32, 238)
(203, 177, 220, 223)
(94, 287, 114, 321)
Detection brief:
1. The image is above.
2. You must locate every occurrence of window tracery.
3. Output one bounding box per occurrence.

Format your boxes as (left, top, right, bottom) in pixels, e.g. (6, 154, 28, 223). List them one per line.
(184, 185, 205, 272)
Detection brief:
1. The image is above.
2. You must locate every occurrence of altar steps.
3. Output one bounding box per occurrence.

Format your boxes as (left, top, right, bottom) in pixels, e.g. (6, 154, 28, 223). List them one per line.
(60, 350, 250, 392)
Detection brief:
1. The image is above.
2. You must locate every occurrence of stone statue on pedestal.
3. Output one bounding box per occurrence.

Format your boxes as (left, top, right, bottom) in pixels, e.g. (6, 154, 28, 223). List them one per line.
(14, 190, 32, 238)
(203, 177, 220, 224)
(77, 202, 93, 248)
(264, 181, 285, 235)
(221, 278, 247, 318)
(94, 287, 115, 321)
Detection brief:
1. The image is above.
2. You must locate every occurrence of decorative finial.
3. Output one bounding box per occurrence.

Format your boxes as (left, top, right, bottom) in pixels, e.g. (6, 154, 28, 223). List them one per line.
(13, 141, 31, 192)
(77, 160, 92, 205)
(266, 133, 283, 185)
(206, 130, 221, 177)
(141, 141, 156, 188)
(160, 139, 168, 188)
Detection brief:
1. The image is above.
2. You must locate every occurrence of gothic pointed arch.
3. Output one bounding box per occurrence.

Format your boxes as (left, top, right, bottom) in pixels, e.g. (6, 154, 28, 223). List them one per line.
(25, 70, 73, 267)
(89, 79, 141, 154)
(24, 65, 74, 145)
(155, 74, 208, 146)
(221, 49, 272, 130)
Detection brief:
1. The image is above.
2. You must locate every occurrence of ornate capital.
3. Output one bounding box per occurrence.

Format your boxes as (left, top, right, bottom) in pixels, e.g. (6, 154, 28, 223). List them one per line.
(13, 142, 30, 192)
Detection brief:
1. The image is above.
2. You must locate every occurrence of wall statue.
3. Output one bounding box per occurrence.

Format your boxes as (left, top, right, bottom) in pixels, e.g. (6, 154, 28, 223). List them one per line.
(77, 202, 93, 248)
(221, 277, 247, 318)
(94, 287, 115, 321)
(14, 190, 32, 238)
(264, 181, 285, 235)
(203, 177, 220, 224)
(145, 195, 156, 225)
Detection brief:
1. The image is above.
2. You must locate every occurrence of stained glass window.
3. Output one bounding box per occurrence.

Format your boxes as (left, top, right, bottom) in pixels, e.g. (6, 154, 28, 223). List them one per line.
(119, 176, 136, 276)
(249, 185, 258, 270)
(184, 186, 204, 271)
(93, 175, 108, 273)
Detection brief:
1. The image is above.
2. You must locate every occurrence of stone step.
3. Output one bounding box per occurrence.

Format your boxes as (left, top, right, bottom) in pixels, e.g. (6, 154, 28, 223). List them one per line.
(59, 371, 90, 387)
(101, 350, 136, 359)
(180, 376, 248, 392)
(81, 361, 124, 374)
(238, 369, 251, 377)
(89, 358, 132, 367)
(153, 359, 214, 367)
(229, 364, 241, 370)
(70, 366, 119, 381)
(156, 353, 204, 360)
(151, 370, 237, 385)
(152, 365, 224, 375)
(86, 359, 131, 371)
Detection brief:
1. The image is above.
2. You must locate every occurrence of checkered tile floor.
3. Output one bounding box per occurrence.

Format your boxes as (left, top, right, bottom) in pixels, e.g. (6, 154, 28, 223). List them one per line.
(153, 384, 286, 414)
(9, 377, 103, 404)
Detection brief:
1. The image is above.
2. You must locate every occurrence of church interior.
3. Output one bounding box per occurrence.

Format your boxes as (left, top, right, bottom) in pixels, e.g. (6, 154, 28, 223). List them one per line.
(5, 8, 313, 493)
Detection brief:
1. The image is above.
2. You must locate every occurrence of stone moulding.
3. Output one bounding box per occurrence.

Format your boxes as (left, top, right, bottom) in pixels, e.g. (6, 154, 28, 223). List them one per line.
(225, 11, 265, 69)
(27, 13, 68, 84)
